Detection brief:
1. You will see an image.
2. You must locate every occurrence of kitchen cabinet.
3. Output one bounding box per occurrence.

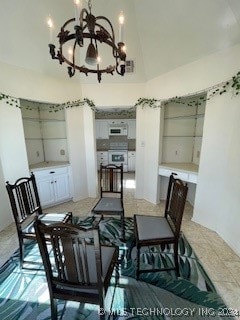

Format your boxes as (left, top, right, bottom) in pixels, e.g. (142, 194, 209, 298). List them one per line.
(95, 120, 109, 139)
(32, 166, 71, 208)
(97, 151, 108, 170)
(128, 151, 136, 171)
(127, 119, 136, 139)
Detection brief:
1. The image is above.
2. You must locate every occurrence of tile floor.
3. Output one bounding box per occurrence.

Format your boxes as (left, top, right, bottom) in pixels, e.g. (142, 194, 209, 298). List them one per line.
(1, 173, 240, 314)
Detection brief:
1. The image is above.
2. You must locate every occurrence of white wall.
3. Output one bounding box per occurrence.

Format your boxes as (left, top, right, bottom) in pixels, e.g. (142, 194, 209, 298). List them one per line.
(0, 100, 30, 231)
(135, 106, 161, 203)
(83, 106, 98, 198)
(0, 61, 82, 103)
(193, 92, 240, 255)
(0, 100, 29, 182)
(145, 43, 240, 255)
(66, 106, 97, 202)
(0, 158, 13, 230)
(81, 83, 146, 107)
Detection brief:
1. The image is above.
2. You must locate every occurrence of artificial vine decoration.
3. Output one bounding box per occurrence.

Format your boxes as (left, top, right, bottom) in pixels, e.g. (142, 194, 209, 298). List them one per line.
(135, 70, 240, 109)
(46, 98, 96, 113)
(1, 96, 96, 113)
(1, 71, 240, 112)
(135, 97, 161, 108)
(0, 93, 19, 107)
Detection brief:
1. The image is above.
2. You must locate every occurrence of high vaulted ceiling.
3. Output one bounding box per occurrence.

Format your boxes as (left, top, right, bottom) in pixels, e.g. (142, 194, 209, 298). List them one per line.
(1, 0, 240, 85)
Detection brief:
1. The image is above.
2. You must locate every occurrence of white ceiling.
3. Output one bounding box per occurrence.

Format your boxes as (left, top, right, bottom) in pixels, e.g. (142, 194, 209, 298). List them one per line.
(1, 0, 240, 85)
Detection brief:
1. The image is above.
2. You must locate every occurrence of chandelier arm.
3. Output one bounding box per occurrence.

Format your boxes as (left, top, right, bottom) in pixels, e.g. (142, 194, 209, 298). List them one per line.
(80, 8, 89, 26)
(95, 16, 115, 42)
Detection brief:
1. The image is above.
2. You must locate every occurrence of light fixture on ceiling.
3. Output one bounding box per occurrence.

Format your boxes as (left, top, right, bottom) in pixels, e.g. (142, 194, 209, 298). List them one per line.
(47, 0, 126, 83)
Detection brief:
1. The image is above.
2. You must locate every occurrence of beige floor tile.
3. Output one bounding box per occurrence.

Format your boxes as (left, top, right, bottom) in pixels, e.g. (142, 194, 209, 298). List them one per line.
(213, 281, 240, 313)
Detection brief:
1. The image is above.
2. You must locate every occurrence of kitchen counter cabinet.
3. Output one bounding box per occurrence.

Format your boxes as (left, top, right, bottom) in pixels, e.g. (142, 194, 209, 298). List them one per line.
(128, 151, 136, 171)
(31, 165, 72, 208)
(97, 151, 108, 170)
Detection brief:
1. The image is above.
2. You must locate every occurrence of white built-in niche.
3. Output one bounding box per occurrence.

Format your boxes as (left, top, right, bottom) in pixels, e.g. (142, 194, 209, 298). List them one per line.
(21, 100, 68, 165)
(161, 94, 206, 166)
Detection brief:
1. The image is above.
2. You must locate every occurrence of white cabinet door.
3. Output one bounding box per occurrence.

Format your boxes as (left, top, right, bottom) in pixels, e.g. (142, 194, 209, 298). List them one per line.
(97, 151, 108, 170)
(54, 174, 71, 203)
(33, 166, 71, 208)
(95, 120, 109, 139)
(36, 177, 55, 207)
(128, 151, 136, 171)
(127, 120, 136, 139)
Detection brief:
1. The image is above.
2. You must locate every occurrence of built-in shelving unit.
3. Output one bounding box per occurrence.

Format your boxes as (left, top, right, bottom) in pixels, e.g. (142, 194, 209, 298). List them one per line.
(21, 100, 68, 165)
(159, 94, 206, 204)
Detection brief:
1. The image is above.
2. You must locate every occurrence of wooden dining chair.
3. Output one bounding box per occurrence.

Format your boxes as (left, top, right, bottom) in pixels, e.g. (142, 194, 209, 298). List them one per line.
(134, 173, 188, 279)
(6, 173, 72, 267)
(34, 219, 119, 320)
(91, 164, 125, 240)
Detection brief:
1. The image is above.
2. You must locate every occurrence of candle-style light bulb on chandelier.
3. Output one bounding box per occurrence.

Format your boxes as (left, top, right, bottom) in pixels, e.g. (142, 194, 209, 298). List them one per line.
(47, 0, 126, 83)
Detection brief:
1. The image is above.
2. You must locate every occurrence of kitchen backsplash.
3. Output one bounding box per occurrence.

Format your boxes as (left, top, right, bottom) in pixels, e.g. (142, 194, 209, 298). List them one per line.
(97, 136, 136, 151)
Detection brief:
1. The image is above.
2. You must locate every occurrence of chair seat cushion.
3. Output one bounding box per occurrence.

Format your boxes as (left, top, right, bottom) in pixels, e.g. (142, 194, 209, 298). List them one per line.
(92, 198, 123, 213)
(23, 212, 71, 235)
(135, 215, 174, 241)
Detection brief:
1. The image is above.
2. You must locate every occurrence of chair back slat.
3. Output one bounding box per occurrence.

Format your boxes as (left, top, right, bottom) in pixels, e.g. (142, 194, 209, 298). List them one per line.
(6, 173, 42, 228)
(100, 164, 123, 198)
(165, 174, 188, 236)
(35, 222, 103, 289)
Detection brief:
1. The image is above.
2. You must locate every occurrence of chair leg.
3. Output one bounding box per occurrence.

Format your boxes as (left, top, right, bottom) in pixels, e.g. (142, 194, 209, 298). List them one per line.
(136, 245, 140, 280)
(19, 238, 24, 268)
(121, 214, 125, 241)
(50, 298, 58, 320)
(174, 242, 180, 277)
(99, 297, 105, 320)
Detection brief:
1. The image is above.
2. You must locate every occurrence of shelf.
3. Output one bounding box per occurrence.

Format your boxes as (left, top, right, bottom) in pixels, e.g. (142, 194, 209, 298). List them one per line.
(163, 135, 202, 138)
(23, 117, 65, 122)
(25, 137, 67, 140)
(42, 137, 67, 140)
(164, 114, 205, 120)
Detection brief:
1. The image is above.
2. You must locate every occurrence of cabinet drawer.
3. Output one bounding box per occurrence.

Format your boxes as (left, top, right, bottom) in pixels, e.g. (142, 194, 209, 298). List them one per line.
(32, 166, 69, 178)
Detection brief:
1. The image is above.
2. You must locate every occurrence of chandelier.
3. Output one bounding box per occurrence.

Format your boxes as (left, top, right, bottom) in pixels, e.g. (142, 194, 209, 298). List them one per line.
(47, 0, 126, 83)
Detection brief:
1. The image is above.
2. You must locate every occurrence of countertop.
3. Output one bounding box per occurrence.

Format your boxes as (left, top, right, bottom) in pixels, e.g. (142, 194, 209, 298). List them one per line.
(159, 162, 199, 174)
(29, 161, 70, 171)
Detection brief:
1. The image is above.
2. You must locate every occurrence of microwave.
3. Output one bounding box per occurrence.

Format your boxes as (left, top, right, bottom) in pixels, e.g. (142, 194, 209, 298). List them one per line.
(109, 126, 128, 136)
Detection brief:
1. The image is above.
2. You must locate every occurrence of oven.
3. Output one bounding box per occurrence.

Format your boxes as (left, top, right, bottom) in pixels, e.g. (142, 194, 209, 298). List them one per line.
(108, 142, 128, 172)
(108, 150, 128, 172)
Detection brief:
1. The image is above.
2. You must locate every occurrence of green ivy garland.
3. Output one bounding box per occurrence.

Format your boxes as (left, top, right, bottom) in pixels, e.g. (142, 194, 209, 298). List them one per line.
(46, 98, 96, 112)
(0, 94, 96, 112)
(135, 70, 240, 108)
(1, 71, 240, 112)
(0, 93, 19, 107)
